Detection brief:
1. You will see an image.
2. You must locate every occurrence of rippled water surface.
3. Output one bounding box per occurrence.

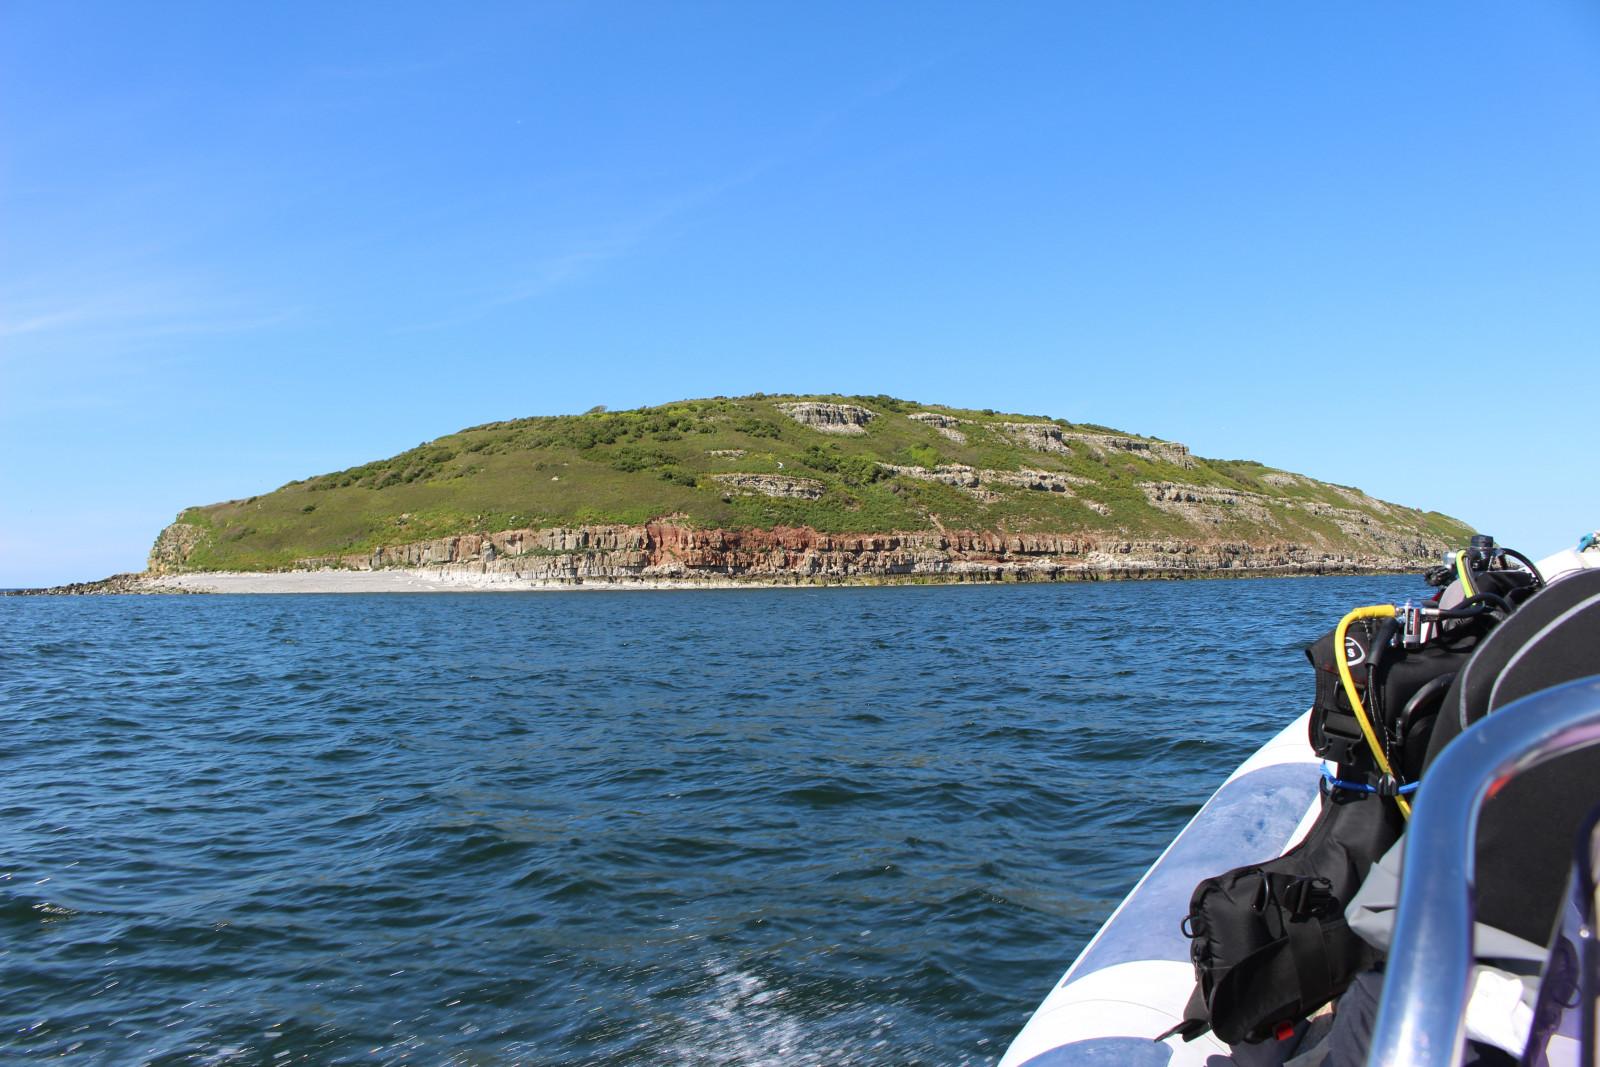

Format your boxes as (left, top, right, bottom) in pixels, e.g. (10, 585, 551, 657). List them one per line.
(1, 575, 1429, 1065)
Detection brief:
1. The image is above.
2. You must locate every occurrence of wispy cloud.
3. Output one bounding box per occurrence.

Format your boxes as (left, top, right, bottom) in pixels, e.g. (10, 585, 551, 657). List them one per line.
(0, 269, 301, 420)
(0, 277, 297, 359)
(484, 239, 641, 308)
(492, 157, 775, 301)
(393, 154, 791, 336)
(123, 308, 300, 339)
(390, 57, 937, 335)
(0, 307, 100, 338)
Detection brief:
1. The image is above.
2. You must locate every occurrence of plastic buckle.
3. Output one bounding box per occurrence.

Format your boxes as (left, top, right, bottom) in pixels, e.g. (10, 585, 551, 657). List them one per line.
(1375, 773, 1401, 798)
(1285, 876, 1334, 918)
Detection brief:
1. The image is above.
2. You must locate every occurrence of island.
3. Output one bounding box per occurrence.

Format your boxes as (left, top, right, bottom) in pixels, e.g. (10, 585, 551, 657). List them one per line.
(45, 395, 1473, 593)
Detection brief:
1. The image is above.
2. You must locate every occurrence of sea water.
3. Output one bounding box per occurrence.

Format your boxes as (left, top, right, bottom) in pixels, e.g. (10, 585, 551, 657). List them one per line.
(0, 574, 1427, 1065)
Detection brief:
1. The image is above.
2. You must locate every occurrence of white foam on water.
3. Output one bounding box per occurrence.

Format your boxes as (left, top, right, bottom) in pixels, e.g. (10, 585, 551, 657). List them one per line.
(659, 958, 864, 1067)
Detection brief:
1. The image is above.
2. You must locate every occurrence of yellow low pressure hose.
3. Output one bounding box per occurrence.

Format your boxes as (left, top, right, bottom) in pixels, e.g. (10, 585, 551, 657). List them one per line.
(1454, 550, 1475, 598)
(1332, 604, 1411, 819)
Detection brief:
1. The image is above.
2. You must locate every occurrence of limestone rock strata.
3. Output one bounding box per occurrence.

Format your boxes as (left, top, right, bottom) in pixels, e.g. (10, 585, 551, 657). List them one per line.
(1063, 432, 1196, 469)
(710, 473, 824, 499)
(1331, 486, 1396, 516)
(908, 412, 969, 443)
(1141, 481, 1275, 525)
(1139, 482, 1437, 560)
(777, 402, 875, 434)
(989, 468, 1091, 493)
(879, 463, 992, 498)
(878, 464, 1091, 501)
(276, 521, 1445, 584)
(997, 422, 1072, 455)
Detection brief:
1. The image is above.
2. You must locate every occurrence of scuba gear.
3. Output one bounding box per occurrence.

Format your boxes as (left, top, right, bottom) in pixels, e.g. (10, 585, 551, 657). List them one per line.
(1465, 533, 1496, 572)
(1330, 604, 1414, 818)
(1174, 536, 1544, 1049)
(1426, 536, 1545, 596)
(1306, 538, 1541, 810)
(1304, 572, 1600, 1067)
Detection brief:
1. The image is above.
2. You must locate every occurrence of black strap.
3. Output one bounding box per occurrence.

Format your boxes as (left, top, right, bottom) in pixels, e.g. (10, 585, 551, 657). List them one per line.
(1155, 1018, 1211, 1043)
(1285, 914, 1334, 1008)
(1158, 981, 1214, 1043)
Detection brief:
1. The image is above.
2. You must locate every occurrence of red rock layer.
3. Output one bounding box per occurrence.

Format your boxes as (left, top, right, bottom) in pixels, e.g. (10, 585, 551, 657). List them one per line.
(260, 522, 1443, 583)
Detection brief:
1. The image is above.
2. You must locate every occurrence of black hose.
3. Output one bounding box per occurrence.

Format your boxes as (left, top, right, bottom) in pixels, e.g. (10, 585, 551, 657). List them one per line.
(1500, 547, 1545, 588)
(1367, 618, 1399, 747)
(1431, 592, 1512, 620)
(1461, 592, 1513, 615)
(1370, 618, 1399, 671)
(1397, 672, 1457, 753)
(1430, 605, 1490, 621)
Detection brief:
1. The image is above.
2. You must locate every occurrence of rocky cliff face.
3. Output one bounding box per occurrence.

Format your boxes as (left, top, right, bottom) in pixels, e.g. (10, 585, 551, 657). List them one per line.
(190, 518, 1453, 586)
(777, 402, 877, 433)
(1063, 432, 1196, 469)
(710, 473, 826, 499)
(907, 412, 969, 443)
(999, 422, 1073, 455)
(147, 522, 207, 574)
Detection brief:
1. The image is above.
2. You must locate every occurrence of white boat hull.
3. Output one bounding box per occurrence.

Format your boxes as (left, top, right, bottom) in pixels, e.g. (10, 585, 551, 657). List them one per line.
(999, 711, 1326, 1067)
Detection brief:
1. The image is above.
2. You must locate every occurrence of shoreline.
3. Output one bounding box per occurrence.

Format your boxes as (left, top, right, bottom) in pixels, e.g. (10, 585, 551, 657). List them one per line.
(8, 563, 1415, 596)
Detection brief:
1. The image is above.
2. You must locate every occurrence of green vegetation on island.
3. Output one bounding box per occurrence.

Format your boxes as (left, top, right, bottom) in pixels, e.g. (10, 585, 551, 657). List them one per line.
(156, 394, 1472, 572)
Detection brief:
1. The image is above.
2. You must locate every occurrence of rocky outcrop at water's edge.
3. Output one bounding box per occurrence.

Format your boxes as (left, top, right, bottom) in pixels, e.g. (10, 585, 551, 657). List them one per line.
(125, 518, 1451, 592)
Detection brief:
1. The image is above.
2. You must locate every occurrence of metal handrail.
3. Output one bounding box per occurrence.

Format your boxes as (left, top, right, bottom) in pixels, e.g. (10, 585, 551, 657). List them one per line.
(1368, 675, 1600, 1067)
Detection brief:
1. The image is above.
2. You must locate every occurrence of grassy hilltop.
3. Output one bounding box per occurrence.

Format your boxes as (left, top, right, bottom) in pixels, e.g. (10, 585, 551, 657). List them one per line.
(157, 394, 1471, 572)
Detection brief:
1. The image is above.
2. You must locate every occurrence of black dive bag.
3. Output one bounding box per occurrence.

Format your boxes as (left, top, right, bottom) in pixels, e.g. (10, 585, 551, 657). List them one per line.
(1174, 781, 1403, 1045)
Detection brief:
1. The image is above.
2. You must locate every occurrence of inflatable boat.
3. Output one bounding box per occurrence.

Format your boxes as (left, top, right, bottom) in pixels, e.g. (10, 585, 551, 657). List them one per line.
(999, 539, 1600, 1067)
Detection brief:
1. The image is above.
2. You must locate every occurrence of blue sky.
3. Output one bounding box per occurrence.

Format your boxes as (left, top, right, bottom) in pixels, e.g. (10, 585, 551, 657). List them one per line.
(3, 2, 1597, 587)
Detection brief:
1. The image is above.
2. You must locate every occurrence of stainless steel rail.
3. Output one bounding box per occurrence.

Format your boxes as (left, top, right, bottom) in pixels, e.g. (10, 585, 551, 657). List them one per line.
(1368, 675, 1600, 1067)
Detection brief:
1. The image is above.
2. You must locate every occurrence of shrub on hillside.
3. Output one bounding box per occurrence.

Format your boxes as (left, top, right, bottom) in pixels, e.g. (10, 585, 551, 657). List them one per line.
(838, 454, 885, 486)
(800, 445, 839, 472)
(733, 417, 780, 439)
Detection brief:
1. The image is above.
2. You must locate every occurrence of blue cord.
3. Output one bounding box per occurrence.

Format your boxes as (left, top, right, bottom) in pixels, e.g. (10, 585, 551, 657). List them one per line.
(1321, 765, 1419, 796)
